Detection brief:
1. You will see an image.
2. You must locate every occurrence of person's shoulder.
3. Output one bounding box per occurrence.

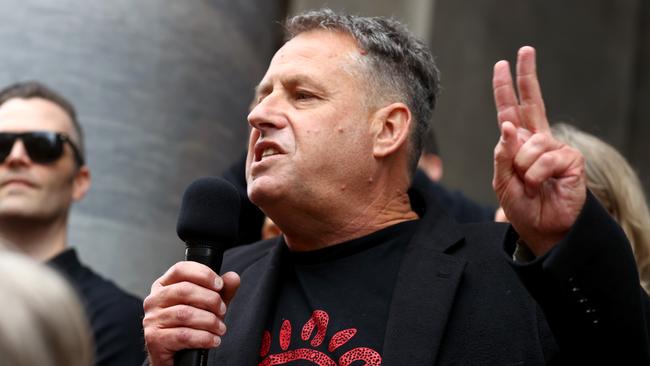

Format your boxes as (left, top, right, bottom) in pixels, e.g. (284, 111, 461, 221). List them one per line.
(69, 261, 143, 321)
(223, 238, 280, 273)
(77, 264, 140, 300)
(86, 279, 145, 366)
(461, 220, 509, 241)
(453, 221, 511, 261)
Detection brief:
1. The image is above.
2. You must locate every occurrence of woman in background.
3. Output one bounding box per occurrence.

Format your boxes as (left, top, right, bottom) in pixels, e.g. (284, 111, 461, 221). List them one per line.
(0, 249, 93, 366)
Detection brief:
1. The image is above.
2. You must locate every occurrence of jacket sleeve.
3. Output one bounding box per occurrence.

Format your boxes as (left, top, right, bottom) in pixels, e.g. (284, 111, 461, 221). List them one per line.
(504, 191, 650, 364)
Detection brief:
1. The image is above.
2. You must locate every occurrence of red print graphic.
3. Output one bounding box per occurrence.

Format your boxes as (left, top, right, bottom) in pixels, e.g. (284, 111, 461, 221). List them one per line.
(301, 310, 328, 347)
(261, 331, 271, 357)
(258, 310, 381, 366)
(280, 320, 292, 350)
(328, 329, 356, 352)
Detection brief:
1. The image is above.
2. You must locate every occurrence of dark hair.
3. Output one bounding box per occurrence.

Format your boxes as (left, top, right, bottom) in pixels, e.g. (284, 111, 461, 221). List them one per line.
(0, 81, 85, 164)
(285, 9, 440, 175)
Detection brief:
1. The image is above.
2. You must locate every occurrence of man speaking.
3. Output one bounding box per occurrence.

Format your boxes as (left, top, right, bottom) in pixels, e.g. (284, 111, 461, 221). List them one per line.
(143, 9, 650, 365)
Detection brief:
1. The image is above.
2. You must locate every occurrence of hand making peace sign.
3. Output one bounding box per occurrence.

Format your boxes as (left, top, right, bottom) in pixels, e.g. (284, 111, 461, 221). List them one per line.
(492, 46, 587, 256)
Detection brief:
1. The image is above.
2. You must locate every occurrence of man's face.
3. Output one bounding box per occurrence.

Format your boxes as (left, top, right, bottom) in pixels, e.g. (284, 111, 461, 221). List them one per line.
(246, 30, 376, 210)
(0, 98, 88, 222)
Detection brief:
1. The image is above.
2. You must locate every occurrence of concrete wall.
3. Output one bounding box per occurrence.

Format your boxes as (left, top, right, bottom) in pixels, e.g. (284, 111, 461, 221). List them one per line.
(0, 0, 286, 297)
(289, 0, 433, 40)
(431, 0, 650, 205)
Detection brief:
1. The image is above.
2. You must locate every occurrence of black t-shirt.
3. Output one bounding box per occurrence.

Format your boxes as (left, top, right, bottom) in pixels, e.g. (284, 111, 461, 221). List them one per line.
(48, 248, 146, 366)
(259, 220, 419, 365)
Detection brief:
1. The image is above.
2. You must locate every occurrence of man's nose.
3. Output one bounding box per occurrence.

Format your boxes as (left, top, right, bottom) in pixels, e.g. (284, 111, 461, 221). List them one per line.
(247, 94, 288, 132)
(5, 140, 31, 165)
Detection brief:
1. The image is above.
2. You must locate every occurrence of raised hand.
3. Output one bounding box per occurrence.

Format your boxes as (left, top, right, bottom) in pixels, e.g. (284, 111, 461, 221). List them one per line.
(143, 262, 240, 366)
(492, 46, 586, 256)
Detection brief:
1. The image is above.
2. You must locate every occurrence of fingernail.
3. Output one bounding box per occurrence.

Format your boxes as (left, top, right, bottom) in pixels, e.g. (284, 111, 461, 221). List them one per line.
(214, 336, 221, 347)
(215, 277, 223, 290)
(219, 301, 227, 315)
(218, 321, 227, 335)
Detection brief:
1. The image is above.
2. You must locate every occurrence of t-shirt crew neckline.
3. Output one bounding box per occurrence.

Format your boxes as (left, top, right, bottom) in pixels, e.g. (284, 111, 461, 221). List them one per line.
(285, 219, 420, 265)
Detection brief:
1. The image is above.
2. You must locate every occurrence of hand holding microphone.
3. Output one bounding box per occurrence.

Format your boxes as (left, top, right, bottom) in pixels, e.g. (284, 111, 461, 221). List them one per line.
(143, 177, 241, 366)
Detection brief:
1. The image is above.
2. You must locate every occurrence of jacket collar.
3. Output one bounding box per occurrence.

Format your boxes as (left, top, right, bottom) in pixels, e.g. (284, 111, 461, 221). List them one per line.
(381, 187, 467, 365)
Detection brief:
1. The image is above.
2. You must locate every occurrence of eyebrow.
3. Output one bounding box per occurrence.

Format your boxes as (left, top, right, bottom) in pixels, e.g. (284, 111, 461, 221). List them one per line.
(254, 74, 323, 98)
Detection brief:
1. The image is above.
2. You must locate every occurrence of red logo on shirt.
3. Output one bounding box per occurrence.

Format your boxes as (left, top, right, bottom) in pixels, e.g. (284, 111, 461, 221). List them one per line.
(259, 310, 381, 365)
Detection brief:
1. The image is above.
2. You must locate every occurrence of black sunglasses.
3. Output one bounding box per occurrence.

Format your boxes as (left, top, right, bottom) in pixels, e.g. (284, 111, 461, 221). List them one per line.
(0, 131, 84, 165)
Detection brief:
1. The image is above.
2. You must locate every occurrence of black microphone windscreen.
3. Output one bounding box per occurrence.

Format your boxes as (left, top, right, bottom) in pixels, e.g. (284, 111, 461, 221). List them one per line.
(176, 177, 241, 248)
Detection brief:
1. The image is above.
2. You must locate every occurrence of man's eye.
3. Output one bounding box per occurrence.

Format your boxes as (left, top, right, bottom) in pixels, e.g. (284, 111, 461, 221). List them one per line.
(295, 91, 314, 100)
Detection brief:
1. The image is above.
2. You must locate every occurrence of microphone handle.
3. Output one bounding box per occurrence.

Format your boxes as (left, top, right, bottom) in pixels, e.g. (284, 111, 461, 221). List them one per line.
(174, 350, 208, 366)
(174, 245, 224, 366)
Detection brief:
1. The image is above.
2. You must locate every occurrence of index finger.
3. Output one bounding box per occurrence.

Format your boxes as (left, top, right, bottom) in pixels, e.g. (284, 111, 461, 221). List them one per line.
(155, 261, 223, 292)
(493, 60, 521, 128)
(516, 46, 549, 133)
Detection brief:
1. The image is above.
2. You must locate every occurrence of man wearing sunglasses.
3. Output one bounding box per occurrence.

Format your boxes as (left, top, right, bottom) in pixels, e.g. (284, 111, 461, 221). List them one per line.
(0, 81, 145, 365)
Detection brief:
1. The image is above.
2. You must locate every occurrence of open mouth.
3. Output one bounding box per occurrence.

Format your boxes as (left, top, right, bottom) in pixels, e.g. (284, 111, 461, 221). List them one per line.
(261, 147, 280, 159)
(255, 142, 284, 162)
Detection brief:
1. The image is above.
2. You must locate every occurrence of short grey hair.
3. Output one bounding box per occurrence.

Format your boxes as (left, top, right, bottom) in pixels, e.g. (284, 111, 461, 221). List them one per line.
(285, 9, 440, 175)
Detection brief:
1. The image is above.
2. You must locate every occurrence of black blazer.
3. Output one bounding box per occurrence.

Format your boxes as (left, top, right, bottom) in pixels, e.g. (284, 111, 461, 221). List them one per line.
(209, 189, 650, 365)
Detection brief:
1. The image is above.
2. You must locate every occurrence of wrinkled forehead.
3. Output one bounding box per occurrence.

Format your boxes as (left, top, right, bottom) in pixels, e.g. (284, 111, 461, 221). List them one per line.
(279, 29, 359, 54)
(262, 30, 367, 82)
(0, 98, 77, 138)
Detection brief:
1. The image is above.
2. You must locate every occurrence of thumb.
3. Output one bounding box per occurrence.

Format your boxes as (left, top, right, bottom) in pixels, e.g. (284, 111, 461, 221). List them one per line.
(493, 121, 518, 191)
(221, 271, 241, 305)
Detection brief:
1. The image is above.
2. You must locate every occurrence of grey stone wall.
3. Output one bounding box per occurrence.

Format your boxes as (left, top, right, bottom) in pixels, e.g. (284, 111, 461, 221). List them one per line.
(0, 0, 286, 297)
(431, 0, 650, 204)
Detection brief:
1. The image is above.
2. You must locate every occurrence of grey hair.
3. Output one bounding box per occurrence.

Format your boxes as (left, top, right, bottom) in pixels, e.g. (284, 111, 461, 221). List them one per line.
(285, 9, 440, 175)
(552, 123, 650, 294)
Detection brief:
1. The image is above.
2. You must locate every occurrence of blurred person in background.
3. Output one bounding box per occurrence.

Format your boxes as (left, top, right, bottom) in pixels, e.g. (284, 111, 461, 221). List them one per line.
(417, 125, 444, 182)
(552, 122, 650, 293)
(0, 248, 93, 366)
(0, 81, 145, 365)
(412, 125, 495, 223)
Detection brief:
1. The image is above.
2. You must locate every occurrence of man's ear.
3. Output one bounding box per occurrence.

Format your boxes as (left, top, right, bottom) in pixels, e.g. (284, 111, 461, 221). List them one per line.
(72, 166, 91, 202)
(370, 102, 412, 158)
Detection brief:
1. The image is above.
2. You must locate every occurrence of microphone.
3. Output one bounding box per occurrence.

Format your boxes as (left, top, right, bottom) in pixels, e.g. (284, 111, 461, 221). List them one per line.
(174, 177, 240, 366)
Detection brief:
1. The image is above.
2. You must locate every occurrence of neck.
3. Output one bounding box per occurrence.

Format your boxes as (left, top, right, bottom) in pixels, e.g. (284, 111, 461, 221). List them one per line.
(269, 170, 418, 252)
(0, 216, 69, 261)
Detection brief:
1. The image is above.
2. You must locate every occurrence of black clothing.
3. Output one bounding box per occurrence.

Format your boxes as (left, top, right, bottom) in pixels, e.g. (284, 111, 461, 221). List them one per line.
(208, 188, 650, 365)
(49, 249, 146, 366)
(221, 151, 266, 245)
(261, 221, 417, 364)
(411, 169, 495, 223)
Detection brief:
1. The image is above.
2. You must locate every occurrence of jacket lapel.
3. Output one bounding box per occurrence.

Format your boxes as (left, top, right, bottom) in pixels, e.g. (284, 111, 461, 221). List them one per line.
(211, 240, 285, 366)
(382, 189, 467, 365)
